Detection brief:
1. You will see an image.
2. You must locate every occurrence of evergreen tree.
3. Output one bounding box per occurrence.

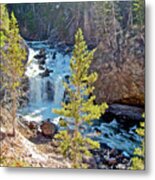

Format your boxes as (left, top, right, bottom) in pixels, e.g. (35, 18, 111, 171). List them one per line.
(0, 4, 10, 91)
(1, 12, 26, 136)
(53, 28, 108, 168)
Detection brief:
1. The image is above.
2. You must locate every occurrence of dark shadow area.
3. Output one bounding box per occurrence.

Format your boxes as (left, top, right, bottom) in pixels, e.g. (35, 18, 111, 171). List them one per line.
(0, 131, 6, 141)
(28, 133, 52, 145)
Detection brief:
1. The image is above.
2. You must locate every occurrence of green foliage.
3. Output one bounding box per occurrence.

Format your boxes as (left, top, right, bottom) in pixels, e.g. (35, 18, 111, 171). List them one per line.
(55, 130, 100, 168)
(0, 156, 30, 167)
(132, 0, 145, 27)
(131, 156, 144, 170)
(1, 9, 27, 135)
(53, 28, 108, 168)
(1, 12, 26, 90)
(130, 114, 145, 170)
(0, 4, 10, 48)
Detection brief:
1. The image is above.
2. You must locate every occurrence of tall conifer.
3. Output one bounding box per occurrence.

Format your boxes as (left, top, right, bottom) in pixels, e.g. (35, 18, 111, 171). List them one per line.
(1, 12, 26, 136)
(53, 28, 108, 168)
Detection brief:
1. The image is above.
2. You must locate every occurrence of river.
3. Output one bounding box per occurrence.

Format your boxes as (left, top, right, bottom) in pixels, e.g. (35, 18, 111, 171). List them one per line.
(19, 41, 142, 158)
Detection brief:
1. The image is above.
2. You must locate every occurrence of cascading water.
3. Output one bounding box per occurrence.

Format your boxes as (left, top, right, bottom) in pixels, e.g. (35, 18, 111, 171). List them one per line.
(20, 41, 71, 121)
(29, 77, 42, 104)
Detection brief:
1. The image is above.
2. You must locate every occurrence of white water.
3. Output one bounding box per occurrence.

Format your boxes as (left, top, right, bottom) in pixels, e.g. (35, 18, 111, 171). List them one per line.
(20, 41, 71, 122)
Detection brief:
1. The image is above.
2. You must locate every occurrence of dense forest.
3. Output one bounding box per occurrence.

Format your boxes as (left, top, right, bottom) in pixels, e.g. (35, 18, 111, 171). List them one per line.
(0, 0, 145, 170)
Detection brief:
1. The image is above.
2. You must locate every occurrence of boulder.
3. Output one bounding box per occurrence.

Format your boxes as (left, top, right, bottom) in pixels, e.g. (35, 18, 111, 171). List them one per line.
(40, 121, 57, 137)
(28, 121, 38, 130)
(34, 48, 46, 62)
(102, 104, 144, 124)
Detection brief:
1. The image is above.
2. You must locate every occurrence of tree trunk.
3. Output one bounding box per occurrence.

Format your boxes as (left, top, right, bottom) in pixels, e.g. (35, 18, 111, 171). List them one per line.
(11, 89, 16, 136)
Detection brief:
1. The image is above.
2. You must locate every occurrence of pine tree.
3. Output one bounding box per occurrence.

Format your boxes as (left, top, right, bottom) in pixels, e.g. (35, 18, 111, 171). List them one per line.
(0, 4, 10, 92)
(1, 12, 26, 136)
(53, 28, 108, 168)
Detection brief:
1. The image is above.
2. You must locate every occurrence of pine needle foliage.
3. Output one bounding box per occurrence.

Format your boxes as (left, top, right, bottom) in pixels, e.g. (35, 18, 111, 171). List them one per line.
(0, 4, 10, 48)
(1, 11, 27, 136)
(130, 113, 145, 170)
(132, 0, 145, 27)
(53, 28, 108, 168)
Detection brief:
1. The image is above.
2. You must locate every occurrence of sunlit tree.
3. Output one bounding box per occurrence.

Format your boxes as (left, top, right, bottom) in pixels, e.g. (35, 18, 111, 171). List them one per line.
(53, 28, 108, 168)
(1, 12, 26, 136)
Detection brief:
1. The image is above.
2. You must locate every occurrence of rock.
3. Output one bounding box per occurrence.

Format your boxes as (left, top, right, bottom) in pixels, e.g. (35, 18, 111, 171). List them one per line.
(63, 47, 72, 56)
(64, 75, 70, 84)
(107, 158, 117, 166)
(0, 131, 6, 141)
(34, 48, 46, 65)
(82, 157, 97, 169)
(102, 104, 144, 123)
(40, 121, 57, 137)
(19, 96, 29, 107)
(40, 69, 53, 77)
(115, 163, 126, 169)
(109, 149, 118, 157)
(122, 158, 130, 165)
(94, 155, 101, 164)
(91, 27, 144, 106)
(98, 164, 107, 169)
(34, 54, 45, 60)
(52, 51, 57, 59)
(38, 58, 46, 65)
(39, 65, 45, 70)
(116, 154, 123, 163)
(28, 121, 38, 130)
(21, 77, 29, 92)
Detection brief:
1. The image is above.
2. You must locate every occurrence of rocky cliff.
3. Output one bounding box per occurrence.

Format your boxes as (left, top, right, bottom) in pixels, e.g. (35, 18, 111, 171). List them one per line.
(92, 26, 144, 106)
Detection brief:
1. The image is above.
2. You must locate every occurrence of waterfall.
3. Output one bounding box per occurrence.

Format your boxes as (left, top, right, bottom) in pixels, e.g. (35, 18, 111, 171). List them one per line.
(53, 75, 65, 105)
(29, 77, 53, 105)
(29, 77, 42, 104)
(20, 40, 71, 121)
